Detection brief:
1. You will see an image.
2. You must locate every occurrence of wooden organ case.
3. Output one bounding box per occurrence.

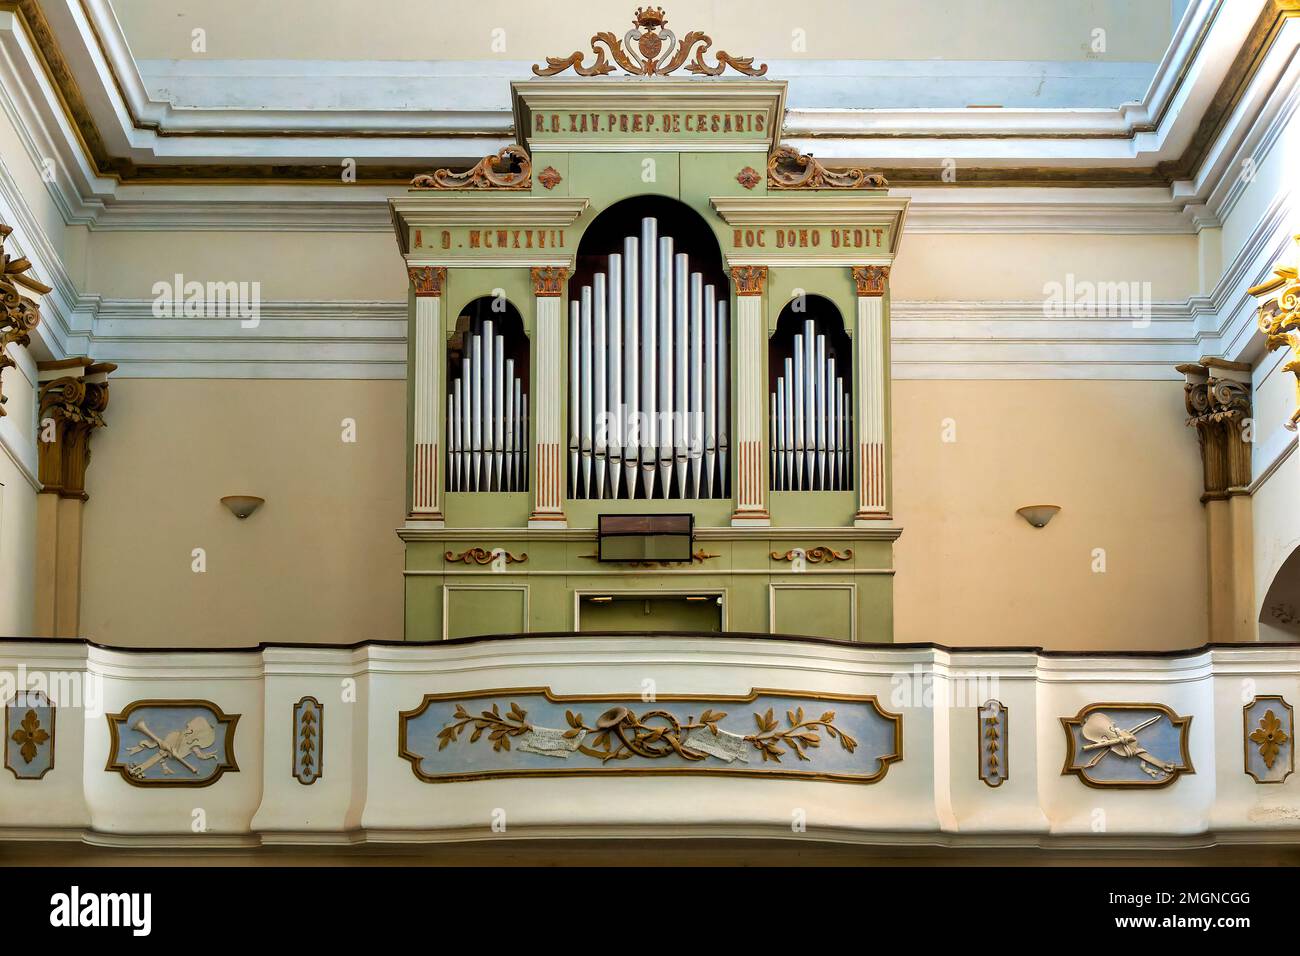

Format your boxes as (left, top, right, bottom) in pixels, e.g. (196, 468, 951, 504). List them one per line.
(389, 8, 907, 641)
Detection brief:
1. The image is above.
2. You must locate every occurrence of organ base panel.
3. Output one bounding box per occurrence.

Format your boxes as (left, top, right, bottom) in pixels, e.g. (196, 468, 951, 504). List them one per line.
(391, 75, 907, 642)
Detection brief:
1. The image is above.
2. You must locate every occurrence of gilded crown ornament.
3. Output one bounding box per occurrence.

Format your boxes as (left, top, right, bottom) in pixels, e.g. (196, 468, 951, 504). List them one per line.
(0, 222, 52, 417)
(533, 7, 767, 77)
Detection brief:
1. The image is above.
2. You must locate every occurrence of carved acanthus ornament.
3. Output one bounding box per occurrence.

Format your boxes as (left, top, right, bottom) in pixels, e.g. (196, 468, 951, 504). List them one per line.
(768, 147, 889, 190)
(444, 548, 528, 565)
(37, 360, 116, 499)
(532, 6, 767, 77)
(407, 266, 446, 298)
(531, 266, 568, 297)
(769, 547, 854, 563)
(1250, 235, 1300, 429)
(730, 265, 767, 297)
(411, 146, 531, 190)
(0, 223, 51, 417)
(852, 265, 890, 297)
(1177, 358, 1251, 500)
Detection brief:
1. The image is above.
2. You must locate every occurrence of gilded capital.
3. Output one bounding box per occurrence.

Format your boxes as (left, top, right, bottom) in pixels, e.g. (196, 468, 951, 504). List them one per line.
(408, 266, 446, 298)
(852, 265, 890, 297)
(730, 265, 767, 296)
(531, 266, 568, 297)
(1, 222, 52, 418)
(37, 360, 116, 500)
(1178, 358, 1251, 500)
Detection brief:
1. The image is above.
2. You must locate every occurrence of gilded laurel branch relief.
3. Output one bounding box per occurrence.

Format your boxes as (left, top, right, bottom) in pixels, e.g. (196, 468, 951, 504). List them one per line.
(979, 700, 1007, 788)
(434, 699, 858, 765)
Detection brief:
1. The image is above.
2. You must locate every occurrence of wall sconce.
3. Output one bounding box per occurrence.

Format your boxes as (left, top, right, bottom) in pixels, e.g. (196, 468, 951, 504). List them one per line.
(1016, 504, 1060, 528)
(221, 495, 265, 519)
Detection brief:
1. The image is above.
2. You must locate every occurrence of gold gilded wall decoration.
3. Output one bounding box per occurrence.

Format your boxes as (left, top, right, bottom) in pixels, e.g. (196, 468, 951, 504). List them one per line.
(1244, 695, 1293, 784)
(538, 166, 563, 190)
(292, 696, 323, 785)
(106, 700, 240, 788)
(445, 547, 528, 565)
(1061, 703, 1193, 789)
(768, 147, 889, 190)
(532, 7, 767, 77)
(736, 166, 760, 190)
(769, 547, 853, 563)
(852, 265, 890, 297)
(978, 699, 1007, 788)
(1250, 235, 1300, 429)
(578, 548, 718, 567)
(0, 222, 51, 418)
(411, 145, 531, 190)
(5, 691, 55, 780)
(400, 687, 901, 784)
(730, 265, 767, 297)
(531, 266, 568, 297)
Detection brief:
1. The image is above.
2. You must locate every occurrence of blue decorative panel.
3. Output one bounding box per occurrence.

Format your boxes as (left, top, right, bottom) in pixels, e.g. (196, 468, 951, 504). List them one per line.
(292, 696, 324, 785)
(105, 700, 240, 787)
(978, 699, 1007, 788)
(400, 688, 903, 784)
(1061, 703, 1193, 788)
(5, 691, 55, 780)
(1244, 695, 1293, 784)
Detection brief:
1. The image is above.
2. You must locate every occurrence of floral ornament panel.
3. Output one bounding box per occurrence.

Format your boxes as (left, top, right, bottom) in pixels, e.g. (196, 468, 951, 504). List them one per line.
(399, 688, 901, 784)
(978, 700, 1007, 788)
(105, 700, 240, 788)
(1244, 695, 1293, 784)
(1061, 703, 1193, 789)
(5, 691, 55, 780)
(293, 696, 324, 785)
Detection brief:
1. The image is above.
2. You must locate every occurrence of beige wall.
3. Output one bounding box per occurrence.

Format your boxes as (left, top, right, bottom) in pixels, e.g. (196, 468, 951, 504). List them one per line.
(78, 379, 406, 647)
(892, 379, 1208, 650)
(0, 351, 37, 637)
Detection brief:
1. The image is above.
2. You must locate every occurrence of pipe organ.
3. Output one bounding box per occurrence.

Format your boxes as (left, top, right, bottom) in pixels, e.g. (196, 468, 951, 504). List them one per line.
(568, 217, 730, 499)
(771, 319, 852, 492)
(447, 317, 529, 492)
(392, 56, 906, 643)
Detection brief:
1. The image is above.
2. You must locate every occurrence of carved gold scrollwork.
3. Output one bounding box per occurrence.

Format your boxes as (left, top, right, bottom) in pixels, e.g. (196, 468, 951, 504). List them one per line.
(1251, 236, 1300, 430)
(0, 222, 51, 418)
(769, 547, 854, 563)
(411, 145, 532, 190)
(767, 146, 888, 190)
(445, 548, 528, 565)
(532, 7, 767, 77)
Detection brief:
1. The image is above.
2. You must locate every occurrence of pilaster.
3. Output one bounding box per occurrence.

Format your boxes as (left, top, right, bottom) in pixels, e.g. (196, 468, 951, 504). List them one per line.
(852, 265, 889, 523)
(529, 266, 567, 527)
(407, 266, 446, 526)
(730, 265, 769, 526)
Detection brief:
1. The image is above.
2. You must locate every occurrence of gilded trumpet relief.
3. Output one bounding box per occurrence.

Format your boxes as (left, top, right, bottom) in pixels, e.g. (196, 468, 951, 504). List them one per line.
(106, 700, 240, 787)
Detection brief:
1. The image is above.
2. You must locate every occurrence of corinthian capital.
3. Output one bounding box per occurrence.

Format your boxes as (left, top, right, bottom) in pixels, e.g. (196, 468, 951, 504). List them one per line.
(1, 222, 52, 417)
(1177, 358, 1251, 499)
(37, 359, 116, 499)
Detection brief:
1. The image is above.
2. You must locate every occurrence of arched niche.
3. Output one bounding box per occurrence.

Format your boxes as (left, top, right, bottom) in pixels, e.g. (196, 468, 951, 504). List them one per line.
(768, 295, 853, 492)
(1259, 541, 1300, 640)
(446, 295, 530, 493)
(565, 195, 731, 501)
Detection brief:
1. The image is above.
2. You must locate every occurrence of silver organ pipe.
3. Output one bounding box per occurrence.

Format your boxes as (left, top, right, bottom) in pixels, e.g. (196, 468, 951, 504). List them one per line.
(771, 320, 851, 491)
(569, 215, 729, 499)
(623, 234, 640, 497)
(606, 255, 623, 500)
(449, 318, 528, 492)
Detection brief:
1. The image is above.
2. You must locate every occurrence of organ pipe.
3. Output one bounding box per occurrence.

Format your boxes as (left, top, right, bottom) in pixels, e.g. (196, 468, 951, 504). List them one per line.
(568, 215, 729, 499)
(447, 318, 529, 492)
(771, 321, 851, 491)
